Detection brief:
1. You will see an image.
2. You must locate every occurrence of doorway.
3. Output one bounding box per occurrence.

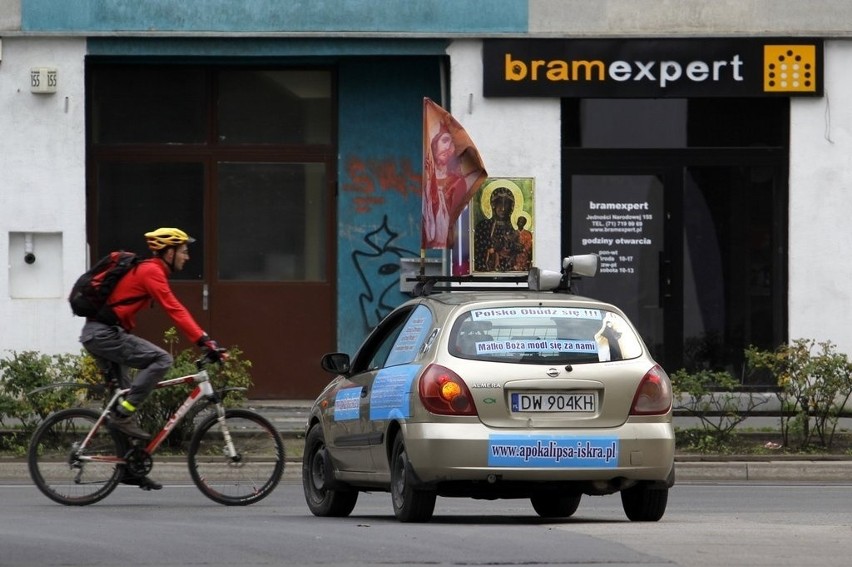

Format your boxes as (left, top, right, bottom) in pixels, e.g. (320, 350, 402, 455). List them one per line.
(87, 64, 337, 398)
(562, 99, 788, 382)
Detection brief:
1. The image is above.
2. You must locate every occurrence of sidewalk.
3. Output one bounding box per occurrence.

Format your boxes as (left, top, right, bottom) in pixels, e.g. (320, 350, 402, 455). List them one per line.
(2, 400, 850, 483)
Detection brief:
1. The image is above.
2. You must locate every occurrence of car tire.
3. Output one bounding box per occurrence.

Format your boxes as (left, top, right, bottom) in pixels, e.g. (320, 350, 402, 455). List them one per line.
(530, 492, 582, 518)
(302, 424, 358, 517)
(620, 483, 668, 522)
(390, 435, 436, 523)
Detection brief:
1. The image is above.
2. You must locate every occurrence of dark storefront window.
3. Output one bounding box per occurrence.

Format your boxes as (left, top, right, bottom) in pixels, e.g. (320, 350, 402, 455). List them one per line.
(218, 70, 332, 145)
(88, 66, 334, 282)
(217, 162, 327, 281)
(563, 98, 788, 148)
(95, 162, 204, 281)
(563, 98, 788, 384)
(90, 67, 207, 144)
(87, 63, 338, 399)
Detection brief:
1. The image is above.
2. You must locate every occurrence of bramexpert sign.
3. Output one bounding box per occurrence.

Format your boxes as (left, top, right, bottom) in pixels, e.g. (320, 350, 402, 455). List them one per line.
(483, 38, 822, 98)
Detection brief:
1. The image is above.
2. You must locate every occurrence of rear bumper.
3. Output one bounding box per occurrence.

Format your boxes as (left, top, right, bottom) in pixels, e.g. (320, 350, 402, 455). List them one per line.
(401, 420, 675, 484)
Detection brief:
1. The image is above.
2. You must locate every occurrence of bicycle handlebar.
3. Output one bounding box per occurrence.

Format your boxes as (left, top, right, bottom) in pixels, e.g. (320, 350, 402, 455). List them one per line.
(196, 347, 229, 370)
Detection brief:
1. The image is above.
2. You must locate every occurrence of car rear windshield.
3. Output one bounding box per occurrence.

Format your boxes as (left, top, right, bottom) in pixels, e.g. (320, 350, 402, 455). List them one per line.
(449, 306, 643, 364)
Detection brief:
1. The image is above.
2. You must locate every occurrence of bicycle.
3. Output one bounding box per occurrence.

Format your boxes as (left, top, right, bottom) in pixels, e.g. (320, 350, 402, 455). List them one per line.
(27, 352, 285, 506)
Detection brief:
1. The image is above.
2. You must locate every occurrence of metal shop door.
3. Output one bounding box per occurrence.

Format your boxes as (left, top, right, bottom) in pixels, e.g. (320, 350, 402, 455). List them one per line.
(89, 66, 337, 398)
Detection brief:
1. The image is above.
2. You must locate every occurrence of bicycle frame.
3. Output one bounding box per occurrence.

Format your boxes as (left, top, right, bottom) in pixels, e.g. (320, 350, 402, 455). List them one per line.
(78, 369, 237, 465)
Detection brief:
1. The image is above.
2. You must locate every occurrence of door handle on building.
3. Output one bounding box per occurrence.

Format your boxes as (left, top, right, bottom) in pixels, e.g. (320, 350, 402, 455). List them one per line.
(658, 254, 672, 307)
(203, 283, 209, 311)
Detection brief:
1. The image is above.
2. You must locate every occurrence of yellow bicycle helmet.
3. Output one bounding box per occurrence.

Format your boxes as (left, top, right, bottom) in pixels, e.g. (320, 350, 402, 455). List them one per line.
(144, 227, 196, 251)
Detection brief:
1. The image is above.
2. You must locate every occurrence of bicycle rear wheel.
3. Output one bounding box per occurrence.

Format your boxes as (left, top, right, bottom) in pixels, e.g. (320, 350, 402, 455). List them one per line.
(28, 408, 125, 506)
(187, 408, 284, 506)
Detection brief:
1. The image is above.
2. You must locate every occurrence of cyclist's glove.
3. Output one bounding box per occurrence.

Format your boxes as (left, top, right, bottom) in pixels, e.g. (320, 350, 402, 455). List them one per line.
(197, 334, 228, 362)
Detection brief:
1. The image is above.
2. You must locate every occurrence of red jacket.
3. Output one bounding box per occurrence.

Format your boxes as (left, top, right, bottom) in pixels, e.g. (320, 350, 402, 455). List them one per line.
(107, 258, 205, 343)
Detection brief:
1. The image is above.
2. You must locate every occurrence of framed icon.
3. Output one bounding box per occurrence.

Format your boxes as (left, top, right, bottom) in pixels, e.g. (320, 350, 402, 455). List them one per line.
(470, 177, 534, 274)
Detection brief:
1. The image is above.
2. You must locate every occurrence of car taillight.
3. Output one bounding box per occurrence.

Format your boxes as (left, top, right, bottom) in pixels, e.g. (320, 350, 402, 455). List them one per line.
(418, 364, 477, 416)
(629, 364, 672, 415)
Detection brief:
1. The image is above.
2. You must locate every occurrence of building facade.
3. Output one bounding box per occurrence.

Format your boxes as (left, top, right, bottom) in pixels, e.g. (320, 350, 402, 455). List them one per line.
(1, 1, 851, 397)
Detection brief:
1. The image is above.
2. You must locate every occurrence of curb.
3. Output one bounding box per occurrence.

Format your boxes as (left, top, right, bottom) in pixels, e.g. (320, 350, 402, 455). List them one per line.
(675, 459, 852, 482)
(4, 458, 850, 484)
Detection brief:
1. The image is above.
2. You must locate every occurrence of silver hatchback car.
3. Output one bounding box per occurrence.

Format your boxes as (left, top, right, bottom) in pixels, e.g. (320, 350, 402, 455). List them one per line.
(302, 255, 675, 522)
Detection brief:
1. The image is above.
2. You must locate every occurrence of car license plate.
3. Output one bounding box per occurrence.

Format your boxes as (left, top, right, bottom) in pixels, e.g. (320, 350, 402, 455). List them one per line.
(511, 392, 596, 413)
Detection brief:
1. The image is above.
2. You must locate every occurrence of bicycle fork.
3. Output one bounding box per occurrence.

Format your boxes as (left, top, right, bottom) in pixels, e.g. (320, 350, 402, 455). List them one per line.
(176, 375, 239, 462)
(179, 374, 239, 461)
(212, 402, 240, 461)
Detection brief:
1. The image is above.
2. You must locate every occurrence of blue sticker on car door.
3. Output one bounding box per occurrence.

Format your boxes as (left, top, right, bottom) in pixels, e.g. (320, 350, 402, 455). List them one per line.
(333, 387, 363, 421)
(369, 365, 419, 420)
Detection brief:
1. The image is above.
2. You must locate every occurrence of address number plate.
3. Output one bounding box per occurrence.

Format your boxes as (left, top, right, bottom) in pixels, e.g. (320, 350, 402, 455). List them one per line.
(511, 392, 597, 413)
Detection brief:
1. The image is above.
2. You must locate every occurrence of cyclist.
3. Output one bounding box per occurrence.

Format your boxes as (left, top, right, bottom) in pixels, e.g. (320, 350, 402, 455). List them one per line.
(79, 227, 225, 490)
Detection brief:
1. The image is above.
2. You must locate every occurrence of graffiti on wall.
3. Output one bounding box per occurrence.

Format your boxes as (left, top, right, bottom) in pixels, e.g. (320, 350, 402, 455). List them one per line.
(342, 154, 422, 331)
(343, 155, 421, 213)
(352, 215, 418, 330)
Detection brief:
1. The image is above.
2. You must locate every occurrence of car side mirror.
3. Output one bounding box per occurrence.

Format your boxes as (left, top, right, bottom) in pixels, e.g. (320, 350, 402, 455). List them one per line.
(320, 352, 351, 374)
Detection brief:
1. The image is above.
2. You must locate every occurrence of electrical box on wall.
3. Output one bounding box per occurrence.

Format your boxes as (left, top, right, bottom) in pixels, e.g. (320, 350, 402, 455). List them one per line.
(30, 67, 58, 93)
(9, 231, 64, 298)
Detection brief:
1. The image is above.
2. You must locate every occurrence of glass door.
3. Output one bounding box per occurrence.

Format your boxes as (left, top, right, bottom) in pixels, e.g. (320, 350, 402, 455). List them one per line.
(680, 165, 784, 379)
(561, 97, 788, 381)
(568, 171, 677, 367)
(566, 164, 785, 379)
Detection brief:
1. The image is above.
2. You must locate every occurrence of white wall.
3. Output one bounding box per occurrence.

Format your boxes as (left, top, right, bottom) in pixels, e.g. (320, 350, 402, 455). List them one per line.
(447, 40, 564, 273)
(789, 40, 852, 352)
(0, 37, 87, 356)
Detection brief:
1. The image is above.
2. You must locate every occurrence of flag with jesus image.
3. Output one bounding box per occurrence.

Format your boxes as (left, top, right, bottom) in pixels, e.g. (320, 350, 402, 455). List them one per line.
(421, 98, 488, 249)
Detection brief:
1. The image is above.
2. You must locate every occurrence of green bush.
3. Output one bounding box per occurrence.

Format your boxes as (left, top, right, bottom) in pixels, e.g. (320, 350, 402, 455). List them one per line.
(0, 350, 100, 454)
(0, 328, 254, 454)
(746, 339, 852, 450)
(671, 368, 769, 450)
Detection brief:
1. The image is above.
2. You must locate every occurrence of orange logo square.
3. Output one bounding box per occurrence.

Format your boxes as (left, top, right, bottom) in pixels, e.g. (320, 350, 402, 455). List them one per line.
(764, 45, 817, 92)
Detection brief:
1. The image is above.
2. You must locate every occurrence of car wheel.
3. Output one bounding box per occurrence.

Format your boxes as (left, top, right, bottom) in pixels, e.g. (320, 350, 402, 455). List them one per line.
(390, 435, 436, 523)
(530, 492, 582, 518)
(620, 483, 668, 522)
(302, 424, 358, 517)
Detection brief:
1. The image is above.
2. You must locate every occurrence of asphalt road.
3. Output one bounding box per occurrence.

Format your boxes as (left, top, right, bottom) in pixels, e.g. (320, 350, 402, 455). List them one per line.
(2, 481, 851, 566)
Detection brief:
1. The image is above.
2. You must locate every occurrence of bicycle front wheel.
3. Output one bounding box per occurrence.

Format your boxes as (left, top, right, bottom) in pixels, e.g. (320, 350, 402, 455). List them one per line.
(187, 408, 284, 506)
(28, 408, 125, 506)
